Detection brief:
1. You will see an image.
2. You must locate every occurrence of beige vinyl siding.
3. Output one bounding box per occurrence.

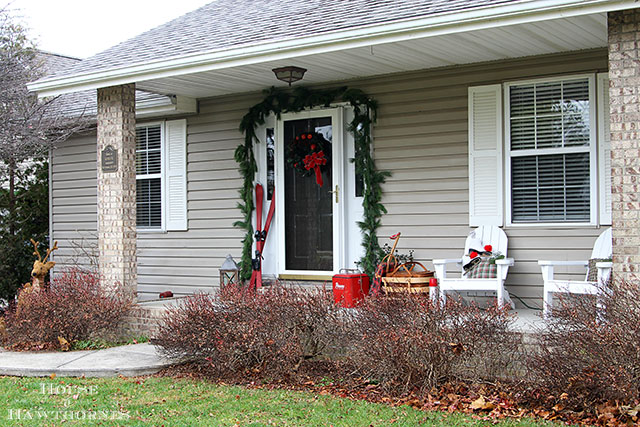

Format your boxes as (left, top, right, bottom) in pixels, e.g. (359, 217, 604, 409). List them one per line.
(136, 93, 260, 299)
(358, 49, 608, 306)
(50, 49, 608, 305)
(50, 133, 98, 272)
(51, 95, 259, 299)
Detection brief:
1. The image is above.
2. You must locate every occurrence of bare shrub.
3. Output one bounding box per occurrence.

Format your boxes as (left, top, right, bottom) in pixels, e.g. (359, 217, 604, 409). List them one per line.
(345, 294, 516, 393)
(154, 284, 342, 376)
(526, 280, 640, 409)
(2, 268, 134, 350)
(154, 285, 518, 388)
(68, 232, 99, 273)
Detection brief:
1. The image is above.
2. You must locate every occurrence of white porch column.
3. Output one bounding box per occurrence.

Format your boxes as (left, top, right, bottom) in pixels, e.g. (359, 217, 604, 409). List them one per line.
(608, 10, 640, 282)
(96, 84, 137, 295)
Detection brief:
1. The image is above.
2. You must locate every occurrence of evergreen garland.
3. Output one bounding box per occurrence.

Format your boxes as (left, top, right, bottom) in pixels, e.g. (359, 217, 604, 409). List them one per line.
(234, 86, 389, 281)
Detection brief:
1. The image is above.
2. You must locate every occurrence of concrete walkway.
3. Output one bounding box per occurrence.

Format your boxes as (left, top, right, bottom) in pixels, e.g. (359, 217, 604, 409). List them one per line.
(0, 343, 174, 378)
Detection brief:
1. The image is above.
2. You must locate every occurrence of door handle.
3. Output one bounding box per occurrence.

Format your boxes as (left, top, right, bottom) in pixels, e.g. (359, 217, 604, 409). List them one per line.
(329, 185, 339, 203)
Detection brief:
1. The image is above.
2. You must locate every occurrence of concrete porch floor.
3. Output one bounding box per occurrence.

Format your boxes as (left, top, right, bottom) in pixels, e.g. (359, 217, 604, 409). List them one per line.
(511, 308, 545, 333)
(137, 297, 185, 309)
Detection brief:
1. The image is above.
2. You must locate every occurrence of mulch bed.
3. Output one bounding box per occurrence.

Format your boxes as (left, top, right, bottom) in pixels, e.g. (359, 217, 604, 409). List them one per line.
(155, 360, 640, 426)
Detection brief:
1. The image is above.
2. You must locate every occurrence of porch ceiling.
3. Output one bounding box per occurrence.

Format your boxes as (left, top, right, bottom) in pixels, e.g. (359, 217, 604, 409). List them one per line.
(136, 13, 607, 99)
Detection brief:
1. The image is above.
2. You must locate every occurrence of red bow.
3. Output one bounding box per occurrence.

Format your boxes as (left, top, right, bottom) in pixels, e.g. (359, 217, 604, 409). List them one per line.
(303, 151, 327, 186)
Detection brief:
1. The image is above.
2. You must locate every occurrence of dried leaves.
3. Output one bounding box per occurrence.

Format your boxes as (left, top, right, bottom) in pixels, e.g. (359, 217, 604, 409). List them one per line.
(57, 336, 70, 352)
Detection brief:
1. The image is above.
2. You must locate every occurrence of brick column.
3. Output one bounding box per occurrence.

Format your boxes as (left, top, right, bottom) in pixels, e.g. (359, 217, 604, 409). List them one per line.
(608, 10, 640, 282)
(97, 84, 137, 295)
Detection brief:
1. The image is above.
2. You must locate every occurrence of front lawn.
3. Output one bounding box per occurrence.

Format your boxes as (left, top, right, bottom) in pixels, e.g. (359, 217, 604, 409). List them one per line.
(0, 376, 555, 426)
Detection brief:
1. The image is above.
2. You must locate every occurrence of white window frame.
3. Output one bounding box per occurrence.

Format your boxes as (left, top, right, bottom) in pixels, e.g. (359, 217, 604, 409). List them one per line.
(504, 74, 598, 227)
(135, 121, 166, 232)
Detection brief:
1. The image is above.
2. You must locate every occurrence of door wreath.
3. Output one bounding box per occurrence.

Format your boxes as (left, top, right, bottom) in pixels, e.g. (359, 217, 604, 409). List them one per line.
(287, 131, 331, 186)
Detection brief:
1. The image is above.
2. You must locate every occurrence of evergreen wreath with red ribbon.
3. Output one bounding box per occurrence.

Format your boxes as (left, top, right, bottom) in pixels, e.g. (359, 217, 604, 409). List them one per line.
(287, 131, 331, 186)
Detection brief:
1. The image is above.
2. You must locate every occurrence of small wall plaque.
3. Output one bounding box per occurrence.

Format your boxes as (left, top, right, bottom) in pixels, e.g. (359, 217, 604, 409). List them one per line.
(101, 145, 118, 173)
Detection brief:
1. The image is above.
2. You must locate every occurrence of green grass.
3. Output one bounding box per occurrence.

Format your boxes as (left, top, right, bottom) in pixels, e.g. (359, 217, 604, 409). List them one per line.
(0, 377, 555, 426)
(70, 336, 149, 351)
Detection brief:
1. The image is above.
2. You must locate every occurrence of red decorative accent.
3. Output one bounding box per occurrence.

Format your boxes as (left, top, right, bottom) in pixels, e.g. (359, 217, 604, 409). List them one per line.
(249, 183, 276, 289)
(470, 251, 479, 259)
(484, 245, 492, 252)
(287, 131, 331, 185)
(303, 151, 328, 186)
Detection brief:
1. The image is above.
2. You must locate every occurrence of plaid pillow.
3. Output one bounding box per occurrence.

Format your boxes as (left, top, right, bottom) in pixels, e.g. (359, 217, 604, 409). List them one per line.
(465, 258, 497, 279)
(587, 258, 611, 283)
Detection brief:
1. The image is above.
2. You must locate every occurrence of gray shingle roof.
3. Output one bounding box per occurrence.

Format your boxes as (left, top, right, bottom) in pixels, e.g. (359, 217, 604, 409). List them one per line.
(39, 52, 169, 118)
(45, 0, 524, 80)
(40, 51, 81, 74)
(47, 86, 167, 118)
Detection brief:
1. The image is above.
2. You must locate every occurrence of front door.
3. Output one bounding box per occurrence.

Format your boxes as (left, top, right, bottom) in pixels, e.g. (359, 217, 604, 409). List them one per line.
(276, 109, 343, 276)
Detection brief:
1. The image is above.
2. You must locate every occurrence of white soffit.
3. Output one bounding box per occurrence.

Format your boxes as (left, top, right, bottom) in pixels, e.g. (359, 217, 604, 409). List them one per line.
(30, 1, 613, 98)
(136, 14, 608, 98)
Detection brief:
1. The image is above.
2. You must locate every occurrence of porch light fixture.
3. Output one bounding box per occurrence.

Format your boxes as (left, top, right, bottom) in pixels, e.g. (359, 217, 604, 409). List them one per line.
(219, 254, 239, 288)
(272, 66, 307, 86)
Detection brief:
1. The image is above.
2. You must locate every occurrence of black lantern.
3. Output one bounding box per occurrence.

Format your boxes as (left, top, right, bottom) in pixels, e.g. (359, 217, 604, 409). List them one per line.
(220, 254, 239, 287)
(272, 66, 307, 86)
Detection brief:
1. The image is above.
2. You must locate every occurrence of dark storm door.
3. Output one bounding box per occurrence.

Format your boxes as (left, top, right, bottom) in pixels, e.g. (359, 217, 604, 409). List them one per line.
(276, 109, 343, 274)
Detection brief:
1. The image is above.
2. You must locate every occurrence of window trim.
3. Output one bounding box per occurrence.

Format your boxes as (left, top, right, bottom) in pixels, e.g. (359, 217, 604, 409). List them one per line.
(135, 121, 166, 232)
(503, 73, 598, 227)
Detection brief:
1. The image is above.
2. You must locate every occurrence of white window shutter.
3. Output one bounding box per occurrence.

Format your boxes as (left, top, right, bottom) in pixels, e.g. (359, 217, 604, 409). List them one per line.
(597, 73, 612, 225)
(165, 119, 188, 231)
(468, 84, 503, 226)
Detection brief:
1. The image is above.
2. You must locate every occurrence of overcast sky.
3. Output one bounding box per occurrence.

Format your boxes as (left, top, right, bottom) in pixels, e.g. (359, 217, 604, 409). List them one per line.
(8, 0, 214, 58)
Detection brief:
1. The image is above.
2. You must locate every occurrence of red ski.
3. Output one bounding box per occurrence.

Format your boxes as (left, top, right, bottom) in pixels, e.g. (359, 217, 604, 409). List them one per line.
(250, 184, 275, 289)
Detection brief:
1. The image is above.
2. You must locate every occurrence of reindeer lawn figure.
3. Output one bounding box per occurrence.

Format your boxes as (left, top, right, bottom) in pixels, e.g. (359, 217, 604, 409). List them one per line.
(27, 239, 58, 290)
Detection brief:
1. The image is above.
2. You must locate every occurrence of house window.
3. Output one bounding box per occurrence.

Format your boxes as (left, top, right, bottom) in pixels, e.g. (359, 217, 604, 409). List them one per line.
(136, 124, 163, 229)
(506, 76, 595, 224)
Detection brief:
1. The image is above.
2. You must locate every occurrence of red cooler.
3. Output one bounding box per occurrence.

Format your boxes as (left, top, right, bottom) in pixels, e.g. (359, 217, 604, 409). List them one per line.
(332, 270, 370, 308)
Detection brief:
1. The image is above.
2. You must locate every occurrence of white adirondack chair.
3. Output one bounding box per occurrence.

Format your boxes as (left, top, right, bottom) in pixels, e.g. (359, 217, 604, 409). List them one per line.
(538, 228, 612, 318)
(433, 226, 515, 309)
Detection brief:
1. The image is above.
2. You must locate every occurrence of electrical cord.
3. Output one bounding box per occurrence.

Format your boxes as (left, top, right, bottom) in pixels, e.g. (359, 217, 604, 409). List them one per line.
(508, 293, 542, 311)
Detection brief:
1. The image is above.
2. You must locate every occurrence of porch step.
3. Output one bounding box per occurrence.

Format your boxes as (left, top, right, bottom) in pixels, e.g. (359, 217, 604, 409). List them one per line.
(120, 297, 189, 339)
(262, 279, 332, 292)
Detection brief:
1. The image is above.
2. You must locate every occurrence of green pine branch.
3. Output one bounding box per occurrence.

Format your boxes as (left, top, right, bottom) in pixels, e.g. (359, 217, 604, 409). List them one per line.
(235, 86, 389, 282)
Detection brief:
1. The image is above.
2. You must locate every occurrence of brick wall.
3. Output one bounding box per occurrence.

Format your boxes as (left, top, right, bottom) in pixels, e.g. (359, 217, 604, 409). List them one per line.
(608, 10, 640, 282)
(96, 84, 137, 295)
(119, 305, 164, 338)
